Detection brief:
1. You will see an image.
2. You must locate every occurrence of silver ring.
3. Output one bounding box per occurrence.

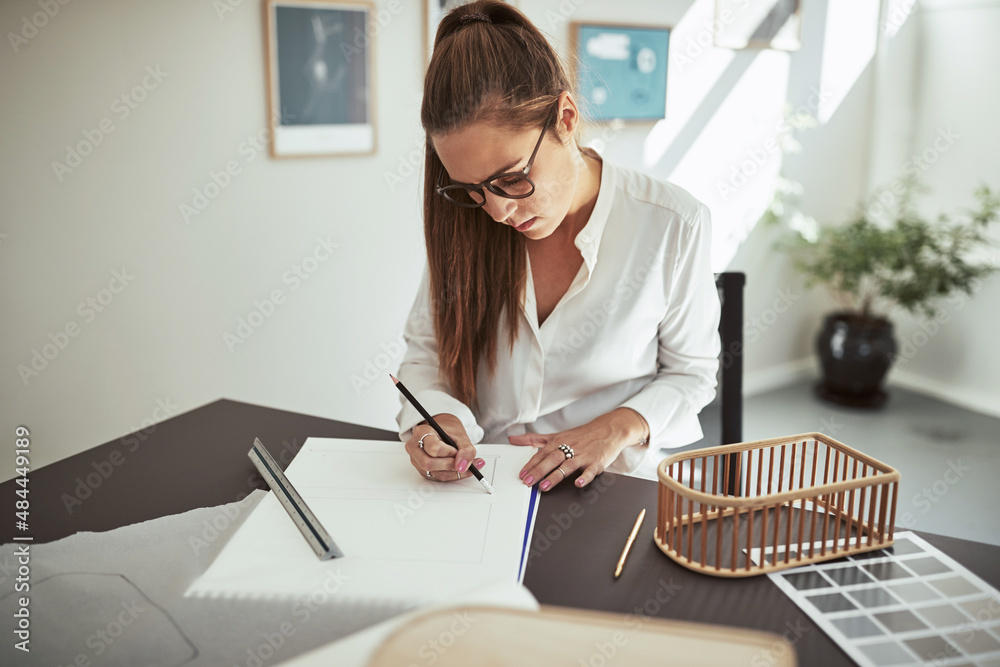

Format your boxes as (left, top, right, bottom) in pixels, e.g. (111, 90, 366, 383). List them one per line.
(558, 444, 575, 459)
(419, 433, 431, 449)
(556, 467, 566, 480)
(425, 470, 434, 480)
(457, 469, 461, 479)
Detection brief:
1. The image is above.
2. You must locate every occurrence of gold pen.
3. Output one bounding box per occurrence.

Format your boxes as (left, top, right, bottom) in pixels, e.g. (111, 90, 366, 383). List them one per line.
(614, 508, 646, 579)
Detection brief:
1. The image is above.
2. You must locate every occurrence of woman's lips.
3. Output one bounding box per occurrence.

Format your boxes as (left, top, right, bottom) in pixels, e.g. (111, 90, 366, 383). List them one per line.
(514, 217, 536, 232)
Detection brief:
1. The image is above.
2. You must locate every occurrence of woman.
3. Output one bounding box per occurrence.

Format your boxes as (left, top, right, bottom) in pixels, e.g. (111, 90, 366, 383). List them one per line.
(395, 1, 721, 491)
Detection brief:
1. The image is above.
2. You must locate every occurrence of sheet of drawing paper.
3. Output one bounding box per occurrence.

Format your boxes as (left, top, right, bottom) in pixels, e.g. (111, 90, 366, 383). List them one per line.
(770, 532, 1000, 666)
(186, 438, 540, 614)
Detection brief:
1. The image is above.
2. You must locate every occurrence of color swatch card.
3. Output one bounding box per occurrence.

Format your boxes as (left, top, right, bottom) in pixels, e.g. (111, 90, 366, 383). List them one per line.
(769, 532, 1000, 666)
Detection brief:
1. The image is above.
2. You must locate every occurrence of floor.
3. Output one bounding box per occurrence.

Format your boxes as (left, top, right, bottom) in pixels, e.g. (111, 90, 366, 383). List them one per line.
(652, 380, 1000, 547)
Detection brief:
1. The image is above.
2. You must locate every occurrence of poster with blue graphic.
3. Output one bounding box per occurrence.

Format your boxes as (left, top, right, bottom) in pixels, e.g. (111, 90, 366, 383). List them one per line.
(573, 24, 670, 122)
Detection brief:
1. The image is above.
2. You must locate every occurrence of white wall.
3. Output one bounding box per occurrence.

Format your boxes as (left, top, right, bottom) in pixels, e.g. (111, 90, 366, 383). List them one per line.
(727, 0, 880, 392)
(1, 0, 943, 483)
(872, 0, 1000, 417)
(727, 0, 1000, 414)
(1, 0, 430, 480)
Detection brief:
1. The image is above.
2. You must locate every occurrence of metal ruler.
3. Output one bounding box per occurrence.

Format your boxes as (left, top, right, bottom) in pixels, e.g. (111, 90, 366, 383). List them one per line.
(248, 437, 343, 560)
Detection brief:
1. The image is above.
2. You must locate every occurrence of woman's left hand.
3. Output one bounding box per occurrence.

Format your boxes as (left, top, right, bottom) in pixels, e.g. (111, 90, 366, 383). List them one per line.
(508, 408, 646, 491)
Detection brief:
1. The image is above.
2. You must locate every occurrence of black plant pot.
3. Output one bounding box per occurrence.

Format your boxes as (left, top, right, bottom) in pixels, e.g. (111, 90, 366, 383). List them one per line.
(815, 311, 897, 408)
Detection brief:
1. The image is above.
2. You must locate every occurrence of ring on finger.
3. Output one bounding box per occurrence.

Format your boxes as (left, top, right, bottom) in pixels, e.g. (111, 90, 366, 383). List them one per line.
(555, 467, 566, 480)
(419, 433, 432, 450)
(425, 470, 435, 480)
(558, 444, 575, 459)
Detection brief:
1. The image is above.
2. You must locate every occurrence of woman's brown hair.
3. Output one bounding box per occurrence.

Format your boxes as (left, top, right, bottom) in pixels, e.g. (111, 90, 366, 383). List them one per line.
(421, 0, 579, 413)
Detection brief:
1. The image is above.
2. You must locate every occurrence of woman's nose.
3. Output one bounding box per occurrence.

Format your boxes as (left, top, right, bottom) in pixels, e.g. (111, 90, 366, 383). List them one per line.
(481, 191, 517, 223)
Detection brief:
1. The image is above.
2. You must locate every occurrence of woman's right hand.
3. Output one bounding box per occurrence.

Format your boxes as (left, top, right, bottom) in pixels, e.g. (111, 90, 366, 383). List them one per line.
(404, 413, 484, 482)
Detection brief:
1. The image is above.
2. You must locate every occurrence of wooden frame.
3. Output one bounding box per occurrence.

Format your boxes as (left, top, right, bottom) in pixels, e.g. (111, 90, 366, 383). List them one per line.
(369, 605, 796, 666)
(569, 21, 671, 123)
(264, 0, 376, 158)
(654, 432, 900, 577)
(713, 0, 803, 52)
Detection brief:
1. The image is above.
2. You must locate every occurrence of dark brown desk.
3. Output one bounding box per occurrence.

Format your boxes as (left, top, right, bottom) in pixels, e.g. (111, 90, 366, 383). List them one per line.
(4, 399, 997, 666)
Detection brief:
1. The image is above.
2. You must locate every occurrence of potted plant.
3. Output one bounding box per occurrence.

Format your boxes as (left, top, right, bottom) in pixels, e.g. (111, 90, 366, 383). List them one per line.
(766, 176, 1000, 407)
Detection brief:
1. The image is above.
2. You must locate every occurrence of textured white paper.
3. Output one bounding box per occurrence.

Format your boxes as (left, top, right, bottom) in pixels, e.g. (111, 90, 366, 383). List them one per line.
(185, 438, 539, 613)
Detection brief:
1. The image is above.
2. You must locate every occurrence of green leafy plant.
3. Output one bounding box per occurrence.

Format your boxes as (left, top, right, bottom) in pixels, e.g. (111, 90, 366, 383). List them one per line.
(768, 176, 1000, 319)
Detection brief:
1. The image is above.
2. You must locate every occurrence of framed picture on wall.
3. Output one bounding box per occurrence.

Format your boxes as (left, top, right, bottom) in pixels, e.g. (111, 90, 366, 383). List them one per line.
(713, 0, 802, 52)
(265, 0, 376, 157)
(570, 22, 671, 123)
(424, 0, 517, 71)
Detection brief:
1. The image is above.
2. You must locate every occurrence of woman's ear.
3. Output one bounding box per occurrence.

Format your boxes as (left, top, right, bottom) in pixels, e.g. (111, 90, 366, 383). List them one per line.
(554, 91, 582, 146)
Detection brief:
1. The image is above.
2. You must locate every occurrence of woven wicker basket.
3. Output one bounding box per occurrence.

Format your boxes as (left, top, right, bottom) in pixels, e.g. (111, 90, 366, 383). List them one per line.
(654, 432, 900, 577)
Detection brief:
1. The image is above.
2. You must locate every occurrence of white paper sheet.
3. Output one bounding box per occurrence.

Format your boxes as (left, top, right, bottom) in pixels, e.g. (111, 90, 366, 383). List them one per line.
(185, 438, 540, 614)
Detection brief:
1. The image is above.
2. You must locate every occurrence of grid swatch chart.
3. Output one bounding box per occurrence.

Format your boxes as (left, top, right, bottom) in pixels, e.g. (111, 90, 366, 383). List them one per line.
(770, 532, 1000, 666)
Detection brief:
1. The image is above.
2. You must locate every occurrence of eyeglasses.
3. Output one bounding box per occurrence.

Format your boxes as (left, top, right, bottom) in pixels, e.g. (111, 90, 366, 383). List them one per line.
(435, 115, 553, 208)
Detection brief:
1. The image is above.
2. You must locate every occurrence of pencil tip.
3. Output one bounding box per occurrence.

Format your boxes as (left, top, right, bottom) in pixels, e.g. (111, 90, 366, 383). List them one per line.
(389, 374, 398, 383)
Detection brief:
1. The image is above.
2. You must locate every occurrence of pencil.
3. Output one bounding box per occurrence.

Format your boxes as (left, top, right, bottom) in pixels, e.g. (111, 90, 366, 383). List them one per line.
(614, 508, 646, 579)
(390, 374, 494, 494)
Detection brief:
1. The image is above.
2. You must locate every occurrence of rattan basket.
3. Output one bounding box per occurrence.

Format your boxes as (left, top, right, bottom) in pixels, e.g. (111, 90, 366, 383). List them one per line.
(654, 432, 900, 577)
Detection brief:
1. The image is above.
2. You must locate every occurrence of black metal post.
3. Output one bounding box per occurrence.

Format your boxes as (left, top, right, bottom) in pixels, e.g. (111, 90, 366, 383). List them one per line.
(717, 272, 745, 495)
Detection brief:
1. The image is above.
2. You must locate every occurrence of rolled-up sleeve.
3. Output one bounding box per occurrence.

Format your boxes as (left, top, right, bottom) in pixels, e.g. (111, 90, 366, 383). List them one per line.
(394, 266, 485, 444)
(618, 202, 721, 454)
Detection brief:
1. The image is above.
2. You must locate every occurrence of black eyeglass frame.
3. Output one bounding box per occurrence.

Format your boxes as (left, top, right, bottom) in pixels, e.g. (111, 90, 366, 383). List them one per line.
(434, 114, 554, 209)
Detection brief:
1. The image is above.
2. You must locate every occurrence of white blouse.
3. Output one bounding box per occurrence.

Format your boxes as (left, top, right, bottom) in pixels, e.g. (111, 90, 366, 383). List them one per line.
(394, 150, 721, 478)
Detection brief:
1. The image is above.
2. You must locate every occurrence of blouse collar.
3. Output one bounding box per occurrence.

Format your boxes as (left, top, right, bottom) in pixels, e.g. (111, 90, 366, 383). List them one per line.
(573, 147, 615, 271)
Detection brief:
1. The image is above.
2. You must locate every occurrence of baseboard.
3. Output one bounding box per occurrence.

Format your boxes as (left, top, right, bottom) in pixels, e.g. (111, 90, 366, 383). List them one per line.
(741, 357, 1000, 419)
(888, 369, 1000, 419)
(743, 357, 818, 397)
